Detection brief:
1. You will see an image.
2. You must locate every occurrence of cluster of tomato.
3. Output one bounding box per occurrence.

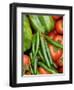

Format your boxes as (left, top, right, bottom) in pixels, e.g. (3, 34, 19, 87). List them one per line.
(48, 16, 63, 73)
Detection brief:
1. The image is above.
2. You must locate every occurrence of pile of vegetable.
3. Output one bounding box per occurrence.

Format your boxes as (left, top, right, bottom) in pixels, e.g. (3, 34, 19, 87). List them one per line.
(22, 15, 63, 75)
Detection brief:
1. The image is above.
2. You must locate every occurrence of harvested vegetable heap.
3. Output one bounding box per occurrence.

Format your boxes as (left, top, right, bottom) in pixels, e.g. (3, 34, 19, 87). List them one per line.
(22, 15, 63, 75)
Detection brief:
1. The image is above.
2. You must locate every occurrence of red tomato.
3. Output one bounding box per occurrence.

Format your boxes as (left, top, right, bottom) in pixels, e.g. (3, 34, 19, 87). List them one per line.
(56, 56, 63, 67)
(48, 44, 63, 61)
(58, 67, 63, 73)
(48, 30, 57, 39)
(48, 31, 55, 39)
(23, 55, 30, 65)
(53, 35, 63, 45)
(52, 16, 61, 20)
(55, 19, 63, 34)
(38, 67, 50, 74)
(53, 35, 63, 66)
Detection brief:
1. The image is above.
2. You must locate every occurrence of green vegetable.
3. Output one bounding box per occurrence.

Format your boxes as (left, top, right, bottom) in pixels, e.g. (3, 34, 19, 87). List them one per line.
(35, 32, 40, 57)
(30, 65, 34, 74)
(40, 35, 51, 68)
(29, 15, 45, 33)
(31, 32, 40, 74)
(38, 16, 55, 33)
(34, 58, 38, 74)
(38, 50, 45, 62)
(44, 35, 63, 49)
(44, 41, 57, 68)
(38, 62, 58, 74)
(45, 40, 53, 64)
(37, 70, 40, 74)
(29, 53, 34, 74)
(32, 34, 36, 55)
(23, 15, 32, 52)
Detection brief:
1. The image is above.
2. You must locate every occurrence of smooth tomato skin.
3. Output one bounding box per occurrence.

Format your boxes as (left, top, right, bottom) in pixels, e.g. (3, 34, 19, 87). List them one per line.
(48, 30, 57, 39)
(52, 16, 61, 20)
(23, 55, 30, 65)
(48, 44, 63, 61)
(53, 35, 63, 67)
(38, 67, 50, 74)
(56, 58, 63, 67)
(58, 67, 63, 73)
(49, 35, 63, 61)
(55, 53, 63, 67)
(55, 19, 63, 34)
(48, 31, 56, 39)
(53, 35, 63, 45)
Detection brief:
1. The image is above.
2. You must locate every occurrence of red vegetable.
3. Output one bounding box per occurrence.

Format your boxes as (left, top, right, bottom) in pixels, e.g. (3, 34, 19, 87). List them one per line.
(23, 55, 30, 65)
(53, 35, 63, 45)
(38, 67, 50, 74)
(52, 16, 61, 20)
(58, 67, 63, 73)
(53, 35, 63, 67)
(55, 19, 63, 34)
(56, 55, 63, 67)
(48, 30, 57, 39)
(48, 44, 63, 61)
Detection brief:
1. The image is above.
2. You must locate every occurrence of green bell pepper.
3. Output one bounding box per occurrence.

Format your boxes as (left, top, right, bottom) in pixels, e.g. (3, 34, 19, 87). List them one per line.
(29, 15, 45, 33)
(23, 15, 32, 52)
(38, 16, 55, 33)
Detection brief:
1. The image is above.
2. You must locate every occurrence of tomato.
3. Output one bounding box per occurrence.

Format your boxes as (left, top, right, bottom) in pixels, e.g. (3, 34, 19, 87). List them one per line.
(48, 31, 55, 39)
(23, 55, 30, 65)
(48, 30, 57, 39)
(58, 67, 63, 73)
(56, 55, 63, 67)
(48, 44, 63, 61)
(53, 35, 63, 45)
(55, 19, 63, 34)
(53, 35, 63, 66)
(38, 67, 50, 74)
(52, 16, 61, 20)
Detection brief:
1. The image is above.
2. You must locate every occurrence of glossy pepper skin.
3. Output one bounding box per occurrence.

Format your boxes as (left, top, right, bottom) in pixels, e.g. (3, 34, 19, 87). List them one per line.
(29, 15, 55, 33)
(38, 16, 55, 33)
(29, 15, 45, 33)
(23, 15, 32, 52)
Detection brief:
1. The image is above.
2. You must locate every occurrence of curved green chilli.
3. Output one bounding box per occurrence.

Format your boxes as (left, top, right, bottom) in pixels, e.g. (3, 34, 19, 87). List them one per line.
(29, 53, 34, 74)
(38, 62, 58, 74)
(30, 65, 34, 74)
(31, 32, 40, 74)
(29, 53, 33, 65)
(40, 36, 51, 68)
(35, 32, 40, 57)
(34, 58, 38, 74)
(45, 40, 53, 64)
(32, 34, 36, 55)
(44, 41, 57, 68)
(38, 50, 45, 63)
(45, 35, 63, 49)
(33, 32, 40, 74)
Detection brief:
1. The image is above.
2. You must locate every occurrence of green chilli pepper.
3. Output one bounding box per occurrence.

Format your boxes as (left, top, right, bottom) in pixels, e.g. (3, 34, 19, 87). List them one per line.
(38, 62, 58, 74)
(40, 35, 51, 68)
(44, 35, 63, 49)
